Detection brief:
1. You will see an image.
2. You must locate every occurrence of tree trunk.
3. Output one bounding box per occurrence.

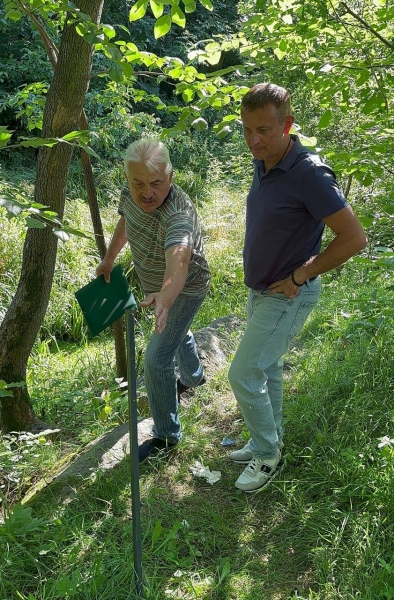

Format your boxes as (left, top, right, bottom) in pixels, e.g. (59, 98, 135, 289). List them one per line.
(0, 0, 105, 433)
(79, 112, 127, 378)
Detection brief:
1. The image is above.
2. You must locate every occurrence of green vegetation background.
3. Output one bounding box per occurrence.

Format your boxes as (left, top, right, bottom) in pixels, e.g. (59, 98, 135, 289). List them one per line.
(1, 0, 394, 598)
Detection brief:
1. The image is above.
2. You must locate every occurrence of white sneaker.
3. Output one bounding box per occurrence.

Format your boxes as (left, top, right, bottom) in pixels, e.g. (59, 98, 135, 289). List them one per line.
(229, 439, 284, 465)
(229, 439, 254, 464)
(235, 451, 284, 493)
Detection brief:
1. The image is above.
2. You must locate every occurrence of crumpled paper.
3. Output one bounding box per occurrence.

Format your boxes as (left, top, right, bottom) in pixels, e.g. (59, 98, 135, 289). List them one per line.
(189, 461, 221, 484)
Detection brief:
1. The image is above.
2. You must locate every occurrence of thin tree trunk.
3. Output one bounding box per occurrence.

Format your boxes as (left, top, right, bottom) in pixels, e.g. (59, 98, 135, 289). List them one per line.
(0, 0, 105, 433)
(79, 111, 127, 379)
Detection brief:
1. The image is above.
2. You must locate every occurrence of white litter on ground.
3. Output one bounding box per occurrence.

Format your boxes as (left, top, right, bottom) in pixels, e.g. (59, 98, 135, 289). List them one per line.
(189, 461, 221, 484)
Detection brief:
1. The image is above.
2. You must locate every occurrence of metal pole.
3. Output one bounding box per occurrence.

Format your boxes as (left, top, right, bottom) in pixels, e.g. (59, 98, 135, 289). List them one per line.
(125, 309, 143, 598)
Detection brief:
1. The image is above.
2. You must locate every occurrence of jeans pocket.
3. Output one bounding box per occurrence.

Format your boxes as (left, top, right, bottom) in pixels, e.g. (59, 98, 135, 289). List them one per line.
(288, 298, 318, 339)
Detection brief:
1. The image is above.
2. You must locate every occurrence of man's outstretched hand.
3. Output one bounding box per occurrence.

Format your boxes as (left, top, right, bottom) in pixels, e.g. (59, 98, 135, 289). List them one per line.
(139, 292, 171, 334)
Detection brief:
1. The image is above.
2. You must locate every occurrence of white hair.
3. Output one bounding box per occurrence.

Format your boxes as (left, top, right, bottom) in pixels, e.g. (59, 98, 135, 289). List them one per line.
(124, 138, 172, 175)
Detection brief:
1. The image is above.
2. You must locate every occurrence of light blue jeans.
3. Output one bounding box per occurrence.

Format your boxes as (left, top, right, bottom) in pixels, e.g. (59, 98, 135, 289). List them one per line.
(144, 293, 206, 443)
(228, 278, 321, 459)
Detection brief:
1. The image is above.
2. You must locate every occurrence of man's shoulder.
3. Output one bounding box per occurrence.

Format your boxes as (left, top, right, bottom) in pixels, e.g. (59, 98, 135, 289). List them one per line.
(169, 183, 193, 207)
(162, 184, 195, 218)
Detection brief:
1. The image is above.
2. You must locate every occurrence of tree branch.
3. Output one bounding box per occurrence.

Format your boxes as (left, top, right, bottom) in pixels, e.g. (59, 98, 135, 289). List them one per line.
(340, 2, 394, 51)
(16, 0, 59, 68)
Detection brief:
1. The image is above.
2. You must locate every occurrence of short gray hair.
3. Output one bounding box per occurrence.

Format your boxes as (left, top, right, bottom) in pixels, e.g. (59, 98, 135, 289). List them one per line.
(124, 138, 172, 175)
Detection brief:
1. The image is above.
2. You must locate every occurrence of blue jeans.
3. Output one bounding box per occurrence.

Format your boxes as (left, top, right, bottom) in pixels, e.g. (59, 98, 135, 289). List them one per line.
(144, 293, 206, 443)
(228, 278, 321, 459)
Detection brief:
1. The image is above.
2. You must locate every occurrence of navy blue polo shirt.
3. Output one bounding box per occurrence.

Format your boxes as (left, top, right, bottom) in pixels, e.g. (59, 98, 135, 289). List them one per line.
(244, 135, 348, 290)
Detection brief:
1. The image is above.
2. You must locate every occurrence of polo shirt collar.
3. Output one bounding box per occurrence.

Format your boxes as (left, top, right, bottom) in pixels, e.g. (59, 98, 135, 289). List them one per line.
(253, 135, 305, 175)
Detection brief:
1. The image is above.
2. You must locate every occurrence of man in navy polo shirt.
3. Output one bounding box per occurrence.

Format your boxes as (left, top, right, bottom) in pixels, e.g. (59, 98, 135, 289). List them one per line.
(228, 83, 367, 493)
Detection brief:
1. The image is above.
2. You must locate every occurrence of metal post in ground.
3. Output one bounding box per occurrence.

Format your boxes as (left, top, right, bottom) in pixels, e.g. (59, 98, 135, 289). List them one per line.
(125, 308, 143, 598)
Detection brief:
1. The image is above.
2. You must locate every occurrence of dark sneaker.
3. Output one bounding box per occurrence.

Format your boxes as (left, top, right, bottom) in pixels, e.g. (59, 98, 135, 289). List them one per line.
(235, 451, 285, 493)
(138, 438, 177, 463)
(177, 376, 206, 398)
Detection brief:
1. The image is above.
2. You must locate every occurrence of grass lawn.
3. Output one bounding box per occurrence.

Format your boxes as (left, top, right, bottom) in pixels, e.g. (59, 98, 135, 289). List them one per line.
(1, 178, 394, 600)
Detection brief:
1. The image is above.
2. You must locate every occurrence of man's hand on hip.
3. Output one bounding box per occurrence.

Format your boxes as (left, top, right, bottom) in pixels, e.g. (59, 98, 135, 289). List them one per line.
(268, 276, 300, 299)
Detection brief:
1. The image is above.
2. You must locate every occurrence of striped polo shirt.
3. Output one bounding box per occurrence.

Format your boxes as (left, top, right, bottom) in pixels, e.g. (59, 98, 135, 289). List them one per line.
(118, 182, 210, 297)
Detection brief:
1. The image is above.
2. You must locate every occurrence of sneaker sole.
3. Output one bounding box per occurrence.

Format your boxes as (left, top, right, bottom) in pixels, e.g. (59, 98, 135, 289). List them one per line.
(230, 457, 253, 465)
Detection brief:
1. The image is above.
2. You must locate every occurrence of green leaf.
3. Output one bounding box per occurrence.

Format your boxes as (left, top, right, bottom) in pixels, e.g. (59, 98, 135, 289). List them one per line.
(0, 126, 13, 148)
(358, 216, 374, 228)
(171, 5, 186, 27)
(182, 88, 195, 102)
(151, 519, 163, 547)
(108, 66, 124, 83)
(199, 0, 213, 10)
(25, 217, 46, 229)
(362, 93, 385, 115)
(129, 0, 148, 22)
(5, 9, 23, 21)
(19, 137, 59, 148)
(62, 226, 94, 240)
(53, 229, 70, 242)
(354, 71, 369, 87)
(273, 47, 286, 60)
(183, 0, 196, 13)
(62, 130, 88, 142)
(150, 0, 164, 18)
(191, 117, 208, 131)
(318, 109, 332, 129)
(217, 125, 231, 138)
(0, 380, 25, 389)
(0, 199, 24, 216)
(102, 24, 116, 39)
(154, 14, 172, 39)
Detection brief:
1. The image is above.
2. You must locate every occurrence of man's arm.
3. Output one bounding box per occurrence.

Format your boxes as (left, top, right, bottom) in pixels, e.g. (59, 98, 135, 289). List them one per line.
(140, 244, 192, 334)
(269, 205, 367, 297)
(293, 205, 367, 283)
(96, 216, 127, 282)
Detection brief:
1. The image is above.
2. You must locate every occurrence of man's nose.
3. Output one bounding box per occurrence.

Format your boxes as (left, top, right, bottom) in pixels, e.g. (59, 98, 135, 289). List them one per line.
(250, 131, 261, 146)
(143, 185, 154, 198)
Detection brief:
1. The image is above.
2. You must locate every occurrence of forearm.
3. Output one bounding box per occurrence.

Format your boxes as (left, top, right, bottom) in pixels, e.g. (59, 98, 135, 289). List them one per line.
(293, 206, 367, 284)
(294, 234, 365, 283)
(160, 247, 190, 307)
(104, 217, 127, 263)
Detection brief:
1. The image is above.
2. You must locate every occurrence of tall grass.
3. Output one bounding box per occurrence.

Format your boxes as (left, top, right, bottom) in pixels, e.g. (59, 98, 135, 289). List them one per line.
(1, 161, 394, 599)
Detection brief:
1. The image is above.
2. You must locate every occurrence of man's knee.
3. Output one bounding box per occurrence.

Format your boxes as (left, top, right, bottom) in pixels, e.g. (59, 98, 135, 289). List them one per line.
(228, 358, 247, 393)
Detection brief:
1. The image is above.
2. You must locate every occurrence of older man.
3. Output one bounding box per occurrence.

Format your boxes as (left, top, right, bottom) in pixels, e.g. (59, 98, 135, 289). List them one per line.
(97, 138, 210, 461)
(228, 83, 367, 493)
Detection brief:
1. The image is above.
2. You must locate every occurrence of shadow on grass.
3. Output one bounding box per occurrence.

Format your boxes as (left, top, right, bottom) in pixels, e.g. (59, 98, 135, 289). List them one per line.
(3, 409, 320, 600)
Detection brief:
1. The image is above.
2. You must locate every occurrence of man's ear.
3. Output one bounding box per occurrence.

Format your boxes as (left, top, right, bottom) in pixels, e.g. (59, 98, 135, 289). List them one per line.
(283, 115, 295, 134)
(168, 170, 174, 184)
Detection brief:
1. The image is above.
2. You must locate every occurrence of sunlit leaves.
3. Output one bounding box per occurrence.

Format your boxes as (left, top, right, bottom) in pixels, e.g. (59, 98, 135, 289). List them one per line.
(129, 0, 148, 22)
(154, 14, 172, 39)
(0, 126, 14, 149)
(171, 5, 186, 28)
(199, 0, 213, 10)
(150, 0, 164, 19)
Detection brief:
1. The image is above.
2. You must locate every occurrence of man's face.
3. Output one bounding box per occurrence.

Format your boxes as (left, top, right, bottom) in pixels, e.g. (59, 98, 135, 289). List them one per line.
(125, 161, 173, 212)
(241, 104, 293, 167)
